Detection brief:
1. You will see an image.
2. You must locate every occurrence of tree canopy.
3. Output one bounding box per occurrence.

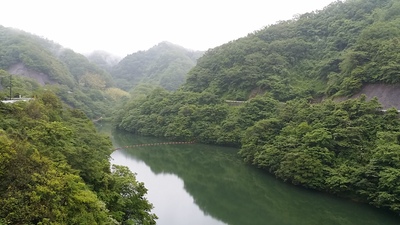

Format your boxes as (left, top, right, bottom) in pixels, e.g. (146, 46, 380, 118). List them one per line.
(0, 92, 156, 224)
(114, 0, 400, 216)
(111, 42, 203, 91)
(183, 0, 399, 100)
(0, 26, 128, 119)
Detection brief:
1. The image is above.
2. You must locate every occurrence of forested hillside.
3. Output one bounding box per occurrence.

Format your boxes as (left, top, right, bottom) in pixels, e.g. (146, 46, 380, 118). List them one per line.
(115, 0, 400, 216)
(0, 26, 128, 118)
(0, 25, 160, 224)
(0, 92, 156, 224)
(184, 0, 400, 101)
(111, 42, 203, 91)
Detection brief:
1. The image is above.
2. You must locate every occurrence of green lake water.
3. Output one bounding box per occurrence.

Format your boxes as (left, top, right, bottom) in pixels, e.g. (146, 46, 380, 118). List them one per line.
(99, 125, 400, 225)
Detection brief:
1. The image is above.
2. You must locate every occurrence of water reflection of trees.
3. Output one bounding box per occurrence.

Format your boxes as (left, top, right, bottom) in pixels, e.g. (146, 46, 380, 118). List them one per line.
(113, 131, 399, 225)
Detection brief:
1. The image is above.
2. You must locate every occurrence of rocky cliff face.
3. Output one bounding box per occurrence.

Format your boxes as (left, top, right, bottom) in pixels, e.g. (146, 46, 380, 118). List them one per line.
(352, 84, 400, 110)
(7, 63, 56, 85)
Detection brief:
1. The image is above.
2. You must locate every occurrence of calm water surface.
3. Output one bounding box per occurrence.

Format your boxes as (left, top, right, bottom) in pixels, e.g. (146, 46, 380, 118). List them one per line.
(99, 125, 400, 225)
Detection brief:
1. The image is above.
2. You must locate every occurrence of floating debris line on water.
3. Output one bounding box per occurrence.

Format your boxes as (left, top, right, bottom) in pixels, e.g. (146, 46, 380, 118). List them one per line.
(113, 141, 196, 151)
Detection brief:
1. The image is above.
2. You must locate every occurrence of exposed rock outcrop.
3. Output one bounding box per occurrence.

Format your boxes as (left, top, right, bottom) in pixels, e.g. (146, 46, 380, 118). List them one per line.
(353, 84, 400, 110)
(7, 63, 55, 85)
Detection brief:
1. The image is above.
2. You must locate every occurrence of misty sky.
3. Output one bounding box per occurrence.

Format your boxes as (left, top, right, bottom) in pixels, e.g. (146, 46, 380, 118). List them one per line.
(1, 0, 337, 57)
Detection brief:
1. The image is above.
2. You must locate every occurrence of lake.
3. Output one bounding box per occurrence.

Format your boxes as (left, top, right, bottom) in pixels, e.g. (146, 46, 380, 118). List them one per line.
(98, 125, 400, 225)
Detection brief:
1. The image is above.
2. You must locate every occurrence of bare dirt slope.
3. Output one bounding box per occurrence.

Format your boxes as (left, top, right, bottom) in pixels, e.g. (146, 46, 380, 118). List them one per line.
(7, 63, 55, 85)
(352, 84, 400, 110)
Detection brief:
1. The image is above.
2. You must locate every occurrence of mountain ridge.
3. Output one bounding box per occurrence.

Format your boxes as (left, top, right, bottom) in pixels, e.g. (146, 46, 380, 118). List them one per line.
(114, 0, 400, 216)
(183, 0, 398, 102)
(0, 25, 127, 118)
(111, 41, 204, 91)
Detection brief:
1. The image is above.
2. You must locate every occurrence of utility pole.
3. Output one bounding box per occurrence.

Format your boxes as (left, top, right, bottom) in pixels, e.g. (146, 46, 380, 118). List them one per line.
(9, 74, 12, 100)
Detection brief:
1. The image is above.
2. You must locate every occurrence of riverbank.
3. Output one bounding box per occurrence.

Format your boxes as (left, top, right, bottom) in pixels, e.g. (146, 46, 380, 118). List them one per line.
(100, 124, 400, 225)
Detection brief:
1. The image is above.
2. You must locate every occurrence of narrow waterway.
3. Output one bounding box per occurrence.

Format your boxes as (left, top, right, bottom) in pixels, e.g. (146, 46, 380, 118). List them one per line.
(98, 125, 400, 225)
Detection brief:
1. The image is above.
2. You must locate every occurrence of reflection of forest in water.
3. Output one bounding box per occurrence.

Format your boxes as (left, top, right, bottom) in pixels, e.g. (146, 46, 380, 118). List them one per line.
(111, 129, 400, 225)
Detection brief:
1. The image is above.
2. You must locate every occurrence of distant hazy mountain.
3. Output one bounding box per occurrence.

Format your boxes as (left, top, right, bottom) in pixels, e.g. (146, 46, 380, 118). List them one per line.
(86, 50, 121, 72)
(0, 25, 127, 118)
(111, 41, 204, 91)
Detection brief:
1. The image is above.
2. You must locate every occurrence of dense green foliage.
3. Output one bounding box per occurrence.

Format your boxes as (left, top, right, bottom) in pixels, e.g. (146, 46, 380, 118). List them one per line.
(111, 42, 203, 91)
(58, 48, 113, 88)
(0, 92, 156, 224)
(113, 132, 400, 225)
(115, 0, 400, 216)
(0, 26, 128, 119)
(0, 27, 74, 87)
(116, 89, 400, 214)
(183, 0, 400, 100)
(0, 69, 40, 99)
(2, 0, 400, 220)
(239, 97, 400, 212)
